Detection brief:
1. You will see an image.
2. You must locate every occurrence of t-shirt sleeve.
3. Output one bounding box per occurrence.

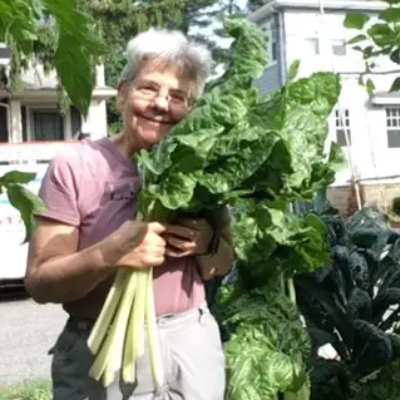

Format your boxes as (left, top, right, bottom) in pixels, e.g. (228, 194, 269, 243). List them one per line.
(36, 152, 81, 226)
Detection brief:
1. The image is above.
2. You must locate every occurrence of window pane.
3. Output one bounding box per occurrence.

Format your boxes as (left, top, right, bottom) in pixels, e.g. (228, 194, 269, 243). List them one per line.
(33, 111, 64, 141)
(388, 129, 400, 148)
(332, 40, 346, 56)
(337, 129, 351, 146)
(305, 38, 319, 55)
(335, 109, 350, 128)
(271, 42, 277, 61)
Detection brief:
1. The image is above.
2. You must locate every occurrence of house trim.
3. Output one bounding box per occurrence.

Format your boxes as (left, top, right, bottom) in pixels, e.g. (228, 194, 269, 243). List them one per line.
(371, 95, 400, 106)
(0, 87, 116, 102)
(249, 0, 387, 23)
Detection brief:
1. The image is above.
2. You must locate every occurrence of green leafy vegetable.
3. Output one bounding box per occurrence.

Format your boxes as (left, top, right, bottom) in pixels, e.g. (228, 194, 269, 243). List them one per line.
(91, 16, 343, 399)
(295, 208, 400, 400)
(5, 184, 46, 242)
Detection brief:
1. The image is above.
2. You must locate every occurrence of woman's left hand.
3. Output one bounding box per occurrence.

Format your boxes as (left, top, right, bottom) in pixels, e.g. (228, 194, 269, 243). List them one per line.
(165, 218, 213, 258)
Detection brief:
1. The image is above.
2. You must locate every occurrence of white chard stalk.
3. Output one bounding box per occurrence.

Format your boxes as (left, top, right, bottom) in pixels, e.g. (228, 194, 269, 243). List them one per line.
(88, 267, 163, 389)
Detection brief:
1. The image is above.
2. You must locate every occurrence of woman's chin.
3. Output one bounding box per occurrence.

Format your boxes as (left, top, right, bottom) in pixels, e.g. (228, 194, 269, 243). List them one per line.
(140, 131, 167, 149)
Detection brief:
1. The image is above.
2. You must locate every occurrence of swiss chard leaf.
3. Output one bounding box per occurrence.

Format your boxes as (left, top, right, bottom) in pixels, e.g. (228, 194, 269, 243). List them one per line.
(216, 282, 310, 400)
(5, 184, 46, 242)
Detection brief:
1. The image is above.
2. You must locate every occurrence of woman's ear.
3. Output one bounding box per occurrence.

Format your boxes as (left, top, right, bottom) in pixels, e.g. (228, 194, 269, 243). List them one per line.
(116, 81, 128, 111)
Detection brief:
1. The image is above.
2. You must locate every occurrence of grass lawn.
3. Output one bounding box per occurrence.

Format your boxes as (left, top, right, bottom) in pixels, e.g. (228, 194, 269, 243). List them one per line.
(0, 380, 51, 400)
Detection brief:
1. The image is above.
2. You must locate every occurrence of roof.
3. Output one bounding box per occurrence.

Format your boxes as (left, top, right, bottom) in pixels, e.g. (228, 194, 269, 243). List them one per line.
(371, 91, 400, 106)
(248, 0, 387, 23)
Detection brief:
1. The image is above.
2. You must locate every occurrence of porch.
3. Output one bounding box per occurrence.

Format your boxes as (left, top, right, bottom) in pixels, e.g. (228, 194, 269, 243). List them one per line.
(0, 63, 116, 164)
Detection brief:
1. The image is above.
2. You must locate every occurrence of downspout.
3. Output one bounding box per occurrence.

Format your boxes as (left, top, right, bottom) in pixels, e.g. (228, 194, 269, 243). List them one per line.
(0, 101, 10, 142)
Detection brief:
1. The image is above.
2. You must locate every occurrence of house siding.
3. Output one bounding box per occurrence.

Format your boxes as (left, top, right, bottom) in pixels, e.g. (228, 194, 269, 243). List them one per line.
(254, 63, 281, 95)
(253, 14, 284, 95)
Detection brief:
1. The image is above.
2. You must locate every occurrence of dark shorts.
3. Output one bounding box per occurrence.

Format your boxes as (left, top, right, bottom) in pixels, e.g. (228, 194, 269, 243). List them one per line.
(50, 304, 226, 400)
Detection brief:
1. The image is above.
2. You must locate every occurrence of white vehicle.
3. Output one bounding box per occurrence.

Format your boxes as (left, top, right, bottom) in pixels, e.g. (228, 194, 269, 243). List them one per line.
(0, 142, 85, 294)
(0, 162, 49, 282)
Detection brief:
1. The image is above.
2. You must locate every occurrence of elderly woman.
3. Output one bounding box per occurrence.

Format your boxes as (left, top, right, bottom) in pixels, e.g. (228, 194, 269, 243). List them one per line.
(25, 28, 234, 400)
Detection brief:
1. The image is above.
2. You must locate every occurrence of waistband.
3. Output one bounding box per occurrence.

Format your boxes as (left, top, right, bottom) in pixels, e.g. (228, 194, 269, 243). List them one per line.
(66, 302, 209, 334)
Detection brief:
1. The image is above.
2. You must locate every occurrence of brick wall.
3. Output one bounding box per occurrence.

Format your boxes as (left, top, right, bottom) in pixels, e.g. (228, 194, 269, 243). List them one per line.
(327, 183, 400, 217)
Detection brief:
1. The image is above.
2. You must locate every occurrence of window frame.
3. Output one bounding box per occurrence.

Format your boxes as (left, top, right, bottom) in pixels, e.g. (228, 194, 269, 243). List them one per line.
(305, 37, 320, 55)
(24, 105, 71, 142)
(332, 39, 347, 56)
(335, 108, 351, 147)
(260, 22, 278, 65)
(386, 107, 400, 149)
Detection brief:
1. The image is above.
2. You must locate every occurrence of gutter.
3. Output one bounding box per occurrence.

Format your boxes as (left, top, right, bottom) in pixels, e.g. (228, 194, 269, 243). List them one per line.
(248, 0, 386, 22)
(248, 1, 278, 23)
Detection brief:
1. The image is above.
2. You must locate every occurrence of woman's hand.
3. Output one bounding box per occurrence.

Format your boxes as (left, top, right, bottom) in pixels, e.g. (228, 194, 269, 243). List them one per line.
(103, 220, 167, 268)
(165, 218, 213, 258)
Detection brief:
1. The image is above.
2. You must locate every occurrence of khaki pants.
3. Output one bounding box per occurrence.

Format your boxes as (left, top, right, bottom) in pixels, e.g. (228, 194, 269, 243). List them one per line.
(50, 304, 226, 400)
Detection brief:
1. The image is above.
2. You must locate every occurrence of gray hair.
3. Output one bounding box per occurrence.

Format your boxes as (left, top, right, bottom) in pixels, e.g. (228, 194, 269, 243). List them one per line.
(120, 28, 213, 99)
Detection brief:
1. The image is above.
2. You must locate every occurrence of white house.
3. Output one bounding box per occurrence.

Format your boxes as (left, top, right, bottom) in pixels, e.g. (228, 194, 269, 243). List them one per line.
(249, 0, 400, 214)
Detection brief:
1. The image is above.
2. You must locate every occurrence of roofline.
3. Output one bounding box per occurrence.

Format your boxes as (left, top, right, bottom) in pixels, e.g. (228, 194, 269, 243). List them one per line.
(248, 0, 387, 23)
(0, 87, 116, 102)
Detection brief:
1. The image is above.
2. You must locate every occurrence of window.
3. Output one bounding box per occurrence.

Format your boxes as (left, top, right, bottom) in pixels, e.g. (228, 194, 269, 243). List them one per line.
(305, 38, 320, 55)
(332, 40, 346, 56)
(335, 109, 351, 146)
(386, 107, 400, 148)
(32, 111, 64, 141)
(271, 39, 278, 62)
(260, 23, 278, 63)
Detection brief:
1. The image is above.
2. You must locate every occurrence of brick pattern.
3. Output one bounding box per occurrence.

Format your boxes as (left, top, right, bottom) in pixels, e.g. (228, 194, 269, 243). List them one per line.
(327, 184, 400, 217)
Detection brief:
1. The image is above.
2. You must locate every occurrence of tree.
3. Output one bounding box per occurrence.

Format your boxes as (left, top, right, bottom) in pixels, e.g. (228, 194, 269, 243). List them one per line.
(344, 3, 400, 94)
(0, 0, 108, 239)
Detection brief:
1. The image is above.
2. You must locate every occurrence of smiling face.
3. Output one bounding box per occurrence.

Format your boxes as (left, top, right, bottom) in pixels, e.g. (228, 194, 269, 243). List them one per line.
(118, 60, 193, 152)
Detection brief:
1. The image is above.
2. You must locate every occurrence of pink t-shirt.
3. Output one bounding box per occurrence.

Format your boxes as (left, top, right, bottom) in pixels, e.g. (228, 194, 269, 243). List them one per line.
(37, 138, 205, 319)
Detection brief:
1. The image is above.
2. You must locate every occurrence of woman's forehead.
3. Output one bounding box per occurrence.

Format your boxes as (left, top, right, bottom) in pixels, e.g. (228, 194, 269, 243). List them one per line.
(135, 59, 192, 91)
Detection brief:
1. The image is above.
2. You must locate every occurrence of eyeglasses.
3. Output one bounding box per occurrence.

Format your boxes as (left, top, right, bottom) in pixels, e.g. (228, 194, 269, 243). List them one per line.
(132, 81, 190, 109)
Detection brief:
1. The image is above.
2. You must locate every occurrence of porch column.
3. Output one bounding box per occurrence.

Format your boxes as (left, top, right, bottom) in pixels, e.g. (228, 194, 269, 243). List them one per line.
(9, 100, 22, 143)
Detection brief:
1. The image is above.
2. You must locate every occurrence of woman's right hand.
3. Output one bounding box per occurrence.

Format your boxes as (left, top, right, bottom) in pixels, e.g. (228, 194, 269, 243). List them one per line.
(101, 220, 167, 269)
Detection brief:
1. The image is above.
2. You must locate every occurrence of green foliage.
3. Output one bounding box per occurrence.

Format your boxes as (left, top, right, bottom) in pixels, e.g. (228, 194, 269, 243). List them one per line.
(0, 0, 107, 114)
(215, 282, 311, 400)
(344, 5, 400, 93)
(296, 208, 400, 400)
(350, 359, 400, 400)
(0, 379, 51, 400)
(0, 171, 46, 242)
(136, 16, 343, 400)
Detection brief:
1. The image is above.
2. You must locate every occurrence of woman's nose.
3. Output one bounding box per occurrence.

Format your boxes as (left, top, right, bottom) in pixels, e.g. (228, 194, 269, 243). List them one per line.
(152, 94, 169, 111)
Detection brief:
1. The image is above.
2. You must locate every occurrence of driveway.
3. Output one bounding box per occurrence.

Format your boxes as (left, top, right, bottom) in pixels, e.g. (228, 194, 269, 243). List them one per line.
(0, 297, 67, 384)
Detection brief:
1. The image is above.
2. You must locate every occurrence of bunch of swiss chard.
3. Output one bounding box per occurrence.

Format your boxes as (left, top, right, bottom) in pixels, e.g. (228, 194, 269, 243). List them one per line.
(295, 207, 400, 400)
(116, 16, 342, 399)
